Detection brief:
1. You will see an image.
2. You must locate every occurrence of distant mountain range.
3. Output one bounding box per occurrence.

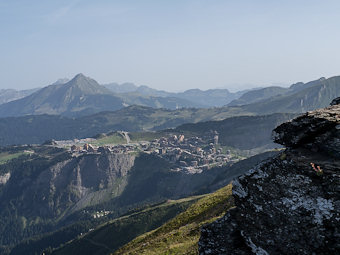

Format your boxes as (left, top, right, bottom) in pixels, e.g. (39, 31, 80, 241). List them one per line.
(228, 86, 288, 106)
(103, 82, 246, 107)
(0, 74, 202, 117)
(238, 76, 340, 114)
(0, 74, 338, 123)
(0, 75, 250, 117)
(0, 74, 338, 146)
(0, 88, 40, 105)
(227, 77, 333, 108)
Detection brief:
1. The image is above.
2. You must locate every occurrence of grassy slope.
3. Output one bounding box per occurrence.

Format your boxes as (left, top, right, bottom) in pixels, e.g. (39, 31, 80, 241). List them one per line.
(114, 184, 233, 255)
(94, 133, 127, 145)
(49, 196, 203, 255)
(0, 152, 27, 165)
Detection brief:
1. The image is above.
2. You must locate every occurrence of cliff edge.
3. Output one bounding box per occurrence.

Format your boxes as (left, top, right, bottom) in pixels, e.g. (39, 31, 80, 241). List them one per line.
(199, 98, 340, 254)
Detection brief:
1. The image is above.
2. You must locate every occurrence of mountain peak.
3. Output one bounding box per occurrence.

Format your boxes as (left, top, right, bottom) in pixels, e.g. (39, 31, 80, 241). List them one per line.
(61, 74, 114, 97)
(71, 73, 89, 82)
(66, 73, 99, 88)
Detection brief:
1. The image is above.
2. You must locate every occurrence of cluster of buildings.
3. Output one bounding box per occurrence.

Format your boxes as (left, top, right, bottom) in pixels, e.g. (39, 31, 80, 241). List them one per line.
(92, 210, 110, 219)
(69, 142, 137, 154)
(59, 131, 238, 174)
(143, 132, 237, 173)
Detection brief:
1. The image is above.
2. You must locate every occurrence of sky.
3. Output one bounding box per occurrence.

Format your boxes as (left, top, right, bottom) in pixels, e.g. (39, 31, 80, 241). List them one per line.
(0, 0, 340, 92)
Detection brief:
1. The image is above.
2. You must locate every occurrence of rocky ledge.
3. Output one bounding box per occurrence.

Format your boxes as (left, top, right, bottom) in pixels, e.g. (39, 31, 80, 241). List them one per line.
(199, 98, 340, 255)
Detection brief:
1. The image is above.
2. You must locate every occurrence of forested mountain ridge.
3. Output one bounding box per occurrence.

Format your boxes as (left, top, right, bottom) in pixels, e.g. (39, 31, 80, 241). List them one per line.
(0, 109, 295, 148)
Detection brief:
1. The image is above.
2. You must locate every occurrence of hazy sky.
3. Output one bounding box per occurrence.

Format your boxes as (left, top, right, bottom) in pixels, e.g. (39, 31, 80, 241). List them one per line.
(1, 0, 340, 92)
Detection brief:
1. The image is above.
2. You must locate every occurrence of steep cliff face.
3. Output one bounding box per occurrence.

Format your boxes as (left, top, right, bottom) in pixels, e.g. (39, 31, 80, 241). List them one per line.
(36, 153, 136, 217)
(199, 98, 340, 254)
(0, 152, 135, 219)
(0, 149, 138, 247)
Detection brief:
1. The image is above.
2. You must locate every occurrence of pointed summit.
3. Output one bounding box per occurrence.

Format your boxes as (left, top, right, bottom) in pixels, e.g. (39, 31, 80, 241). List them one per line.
(0, 73, 123, 117)
(64, 73, 111, 95)
(72, 73, 87, 81)
(69, 73, 94, 85)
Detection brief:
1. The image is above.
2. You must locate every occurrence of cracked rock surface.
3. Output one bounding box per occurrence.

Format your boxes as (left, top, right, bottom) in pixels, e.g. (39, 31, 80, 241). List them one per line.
(199, 99, 340, 255)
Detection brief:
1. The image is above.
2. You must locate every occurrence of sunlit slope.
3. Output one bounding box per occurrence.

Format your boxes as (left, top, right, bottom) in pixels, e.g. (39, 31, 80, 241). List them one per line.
(114, 184, 233, 255)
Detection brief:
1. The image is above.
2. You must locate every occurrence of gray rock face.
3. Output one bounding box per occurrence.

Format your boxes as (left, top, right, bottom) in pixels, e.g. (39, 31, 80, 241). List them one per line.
(0, 172, 10, 185)
(199, 101, 340, 254)
(5, 153, 135, 218)
(44, 153, 136, 216)
(273, 103, 340, 158)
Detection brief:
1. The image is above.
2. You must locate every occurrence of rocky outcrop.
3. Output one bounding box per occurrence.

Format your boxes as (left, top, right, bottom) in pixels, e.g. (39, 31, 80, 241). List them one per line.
(0, 172, 10, 185)
(1, 152, 135, 219)
(44, 153, 136, 215)
(331, 97, 340, 106)
(199, 100, 340, 254)
(273, 100, 340, 157)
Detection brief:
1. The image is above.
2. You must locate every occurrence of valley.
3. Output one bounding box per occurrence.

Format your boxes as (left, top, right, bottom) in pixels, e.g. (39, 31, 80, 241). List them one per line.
(0, 74, 338, 255)
(2, 2, 339, 254)
(0, 124, 277, 254)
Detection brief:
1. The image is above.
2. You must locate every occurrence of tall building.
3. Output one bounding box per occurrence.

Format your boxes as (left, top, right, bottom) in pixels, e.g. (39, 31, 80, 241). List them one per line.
(213, 131, 219, 145)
